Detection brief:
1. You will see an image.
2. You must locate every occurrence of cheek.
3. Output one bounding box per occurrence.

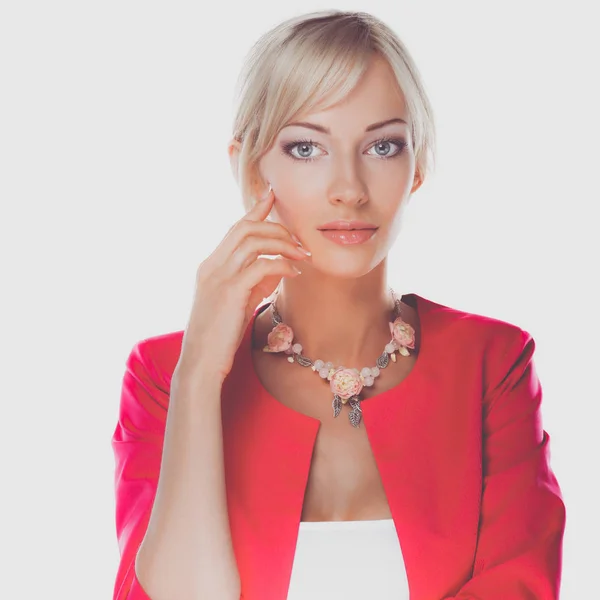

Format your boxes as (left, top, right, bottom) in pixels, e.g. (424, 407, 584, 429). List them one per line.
(374, 172, 413, 223)
(267, 191, 303, 232)
(269, 181, 318, 227)
(383, 200, 408, 242)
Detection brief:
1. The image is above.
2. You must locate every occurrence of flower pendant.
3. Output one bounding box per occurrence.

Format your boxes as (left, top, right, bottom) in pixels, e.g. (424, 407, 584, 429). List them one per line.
(330, 368, 364, 428)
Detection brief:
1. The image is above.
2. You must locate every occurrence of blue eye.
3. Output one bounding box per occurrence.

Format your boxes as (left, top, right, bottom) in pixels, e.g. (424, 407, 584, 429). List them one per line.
(281, 139, 322, 162)
(280, 136, 408, 163)
(367, 137, 408, 158)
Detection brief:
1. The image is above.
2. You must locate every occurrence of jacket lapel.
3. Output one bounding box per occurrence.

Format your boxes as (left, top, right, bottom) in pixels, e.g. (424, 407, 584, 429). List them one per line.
(220, 295, 482, 599)
(362, 296, 483, 597)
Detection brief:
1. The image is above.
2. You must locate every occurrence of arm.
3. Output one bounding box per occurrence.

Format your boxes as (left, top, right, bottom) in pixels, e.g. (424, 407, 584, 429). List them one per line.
(111, 340, 241, 600)
(443, 328, 566, 599)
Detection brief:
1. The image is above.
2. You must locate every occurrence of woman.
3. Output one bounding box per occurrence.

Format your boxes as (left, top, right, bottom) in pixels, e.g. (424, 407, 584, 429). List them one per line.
(111, 10, 565, 600)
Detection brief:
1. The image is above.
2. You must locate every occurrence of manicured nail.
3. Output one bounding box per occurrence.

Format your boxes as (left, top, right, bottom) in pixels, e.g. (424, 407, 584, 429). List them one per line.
(291, 233, 303, 246)
(260, 183, 273, 201)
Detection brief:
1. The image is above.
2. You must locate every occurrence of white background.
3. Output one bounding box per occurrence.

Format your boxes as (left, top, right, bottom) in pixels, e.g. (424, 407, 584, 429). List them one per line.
(1, 1, 598, 598)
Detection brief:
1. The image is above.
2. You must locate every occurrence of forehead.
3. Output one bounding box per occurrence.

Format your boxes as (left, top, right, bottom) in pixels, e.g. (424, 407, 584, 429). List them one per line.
(294, 55, 408, 128)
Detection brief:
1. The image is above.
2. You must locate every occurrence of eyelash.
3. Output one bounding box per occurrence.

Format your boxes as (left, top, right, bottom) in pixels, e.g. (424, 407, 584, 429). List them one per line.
(280, 136, 408, 163)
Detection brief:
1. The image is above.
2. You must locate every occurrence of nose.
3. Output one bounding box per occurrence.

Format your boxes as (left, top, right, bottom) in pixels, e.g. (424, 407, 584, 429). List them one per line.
(327, 157, 368, 207)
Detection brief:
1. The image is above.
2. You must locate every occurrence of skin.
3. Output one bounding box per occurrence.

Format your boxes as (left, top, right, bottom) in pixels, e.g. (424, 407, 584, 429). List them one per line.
(228, 53, 423, 369)
(227, 52, 425, 522)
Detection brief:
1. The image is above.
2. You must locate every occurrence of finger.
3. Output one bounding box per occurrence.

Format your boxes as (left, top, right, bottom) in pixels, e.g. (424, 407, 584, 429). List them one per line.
(237, 256, 301, 294)
(229, 235, 310, 273)
(214, 217, 304, 271)
(216, 186, 277, 251)
(234, 219, 297, 245)
(244, 186, 274, 222)
(219, 186, 274, 243)
(247, 271, 294, 310)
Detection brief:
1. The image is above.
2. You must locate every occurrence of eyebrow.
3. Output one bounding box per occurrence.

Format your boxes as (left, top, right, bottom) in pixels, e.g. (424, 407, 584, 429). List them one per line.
(281, 117, 408, 135)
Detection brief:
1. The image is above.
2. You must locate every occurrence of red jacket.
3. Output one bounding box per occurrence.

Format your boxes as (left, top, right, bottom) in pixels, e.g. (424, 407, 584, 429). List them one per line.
(111, 292, 566, 599)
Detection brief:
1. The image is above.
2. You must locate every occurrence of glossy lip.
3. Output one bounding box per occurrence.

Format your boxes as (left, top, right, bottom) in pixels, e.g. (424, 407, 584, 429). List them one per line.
(317, 220, 378, 230)
(320, 229, 377, 245)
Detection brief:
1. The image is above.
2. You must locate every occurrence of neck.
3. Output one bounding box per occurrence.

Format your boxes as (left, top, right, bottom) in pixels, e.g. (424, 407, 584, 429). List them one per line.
(271, 260, 399, 367)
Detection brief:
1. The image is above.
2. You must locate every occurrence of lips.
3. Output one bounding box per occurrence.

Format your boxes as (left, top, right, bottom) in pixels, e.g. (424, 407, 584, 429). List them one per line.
(317, 220, 378, 231)
(319, 228, 377, 245)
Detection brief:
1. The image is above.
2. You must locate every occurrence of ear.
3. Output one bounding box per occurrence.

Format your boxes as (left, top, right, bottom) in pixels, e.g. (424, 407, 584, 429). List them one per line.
(410, 168, 424, 196)
(228, 138, 241, 183)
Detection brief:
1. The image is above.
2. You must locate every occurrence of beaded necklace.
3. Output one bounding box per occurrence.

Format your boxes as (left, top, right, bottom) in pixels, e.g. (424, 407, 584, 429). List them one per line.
(262, 288, 416, 427)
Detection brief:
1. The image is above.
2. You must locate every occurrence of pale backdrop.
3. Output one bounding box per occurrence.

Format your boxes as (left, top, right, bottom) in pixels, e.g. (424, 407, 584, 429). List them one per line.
(1, 1, 597, 598)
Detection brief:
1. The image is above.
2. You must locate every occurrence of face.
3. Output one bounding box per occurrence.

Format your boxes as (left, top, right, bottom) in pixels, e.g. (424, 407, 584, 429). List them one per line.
(232, 54, 422, 279)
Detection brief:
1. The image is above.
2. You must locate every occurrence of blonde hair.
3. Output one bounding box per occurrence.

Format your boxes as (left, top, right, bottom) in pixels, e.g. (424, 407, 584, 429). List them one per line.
(231, 10, 436, 211)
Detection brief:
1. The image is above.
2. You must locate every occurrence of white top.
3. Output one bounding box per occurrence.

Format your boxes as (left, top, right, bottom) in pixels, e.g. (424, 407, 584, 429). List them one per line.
(286, 518, 410, 599)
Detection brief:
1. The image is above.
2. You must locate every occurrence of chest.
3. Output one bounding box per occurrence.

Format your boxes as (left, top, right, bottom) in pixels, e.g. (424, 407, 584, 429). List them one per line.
(251, 347, 418, 522)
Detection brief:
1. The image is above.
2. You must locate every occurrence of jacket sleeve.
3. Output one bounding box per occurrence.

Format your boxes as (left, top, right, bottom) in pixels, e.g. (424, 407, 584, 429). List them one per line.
(111, 340, 168, 600)
(443, 327, 566, 599)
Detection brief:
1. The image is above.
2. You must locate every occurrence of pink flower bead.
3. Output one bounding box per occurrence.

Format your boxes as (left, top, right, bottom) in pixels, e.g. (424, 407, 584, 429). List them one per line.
(389, 317, 416, 349)
(266, 323, 294, 353)
(330, 368, 364, 400)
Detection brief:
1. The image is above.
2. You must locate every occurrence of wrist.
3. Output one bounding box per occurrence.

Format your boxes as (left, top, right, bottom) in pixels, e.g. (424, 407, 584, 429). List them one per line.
(171, 369, 224, 400)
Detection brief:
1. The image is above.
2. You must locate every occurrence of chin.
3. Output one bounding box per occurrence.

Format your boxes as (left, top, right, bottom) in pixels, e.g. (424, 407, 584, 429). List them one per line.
(307, 247, 386, 280)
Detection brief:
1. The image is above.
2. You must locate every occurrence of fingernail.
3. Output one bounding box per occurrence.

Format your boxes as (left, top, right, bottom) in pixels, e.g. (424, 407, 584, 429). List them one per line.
(291, 233, 303, 246)
(260, 183, 273, 201)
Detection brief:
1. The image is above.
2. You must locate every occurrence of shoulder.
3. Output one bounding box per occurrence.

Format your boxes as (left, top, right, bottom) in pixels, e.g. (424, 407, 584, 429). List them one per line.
(415, 292, 532, 345)
(414, 293, 535, 384)
(415, 293, 538, 404)
(113, 330, 186, 444)
(125, 329, 185, 394)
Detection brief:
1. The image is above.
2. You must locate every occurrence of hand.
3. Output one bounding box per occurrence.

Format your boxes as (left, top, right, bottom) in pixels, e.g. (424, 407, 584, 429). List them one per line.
(172, 187, 311, 389)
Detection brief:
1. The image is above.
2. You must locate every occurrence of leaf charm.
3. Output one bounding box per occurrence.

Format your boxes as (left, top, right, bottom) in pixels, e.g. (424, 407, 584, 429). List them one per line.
(295, 354, 313, 367)
(349, 407, 362, 428)
(348, 398, 362, 411)
(376, 352, 389, 369)
(348, 398, 362, 428)
(332, 395, 342, 418)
